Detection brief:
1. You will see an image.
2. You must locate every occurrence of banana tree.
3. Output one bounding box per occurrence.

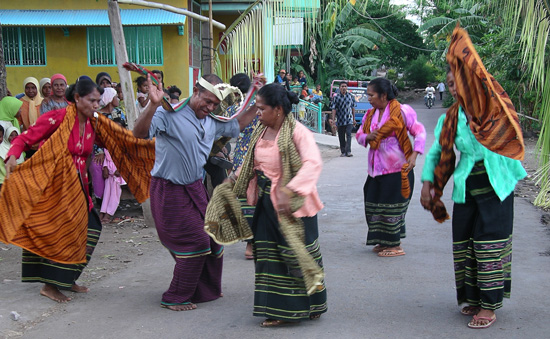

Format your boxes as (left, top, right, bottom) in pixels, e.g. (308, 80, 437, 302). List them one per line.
(310, 2, 383, 92)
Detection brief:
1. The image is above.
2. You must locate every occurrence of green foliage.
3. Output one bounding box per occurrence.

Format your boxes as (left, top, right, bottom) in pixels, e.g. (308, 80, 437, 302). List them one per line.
(386, 69, 398, 82)
(404, 55, 438, 88)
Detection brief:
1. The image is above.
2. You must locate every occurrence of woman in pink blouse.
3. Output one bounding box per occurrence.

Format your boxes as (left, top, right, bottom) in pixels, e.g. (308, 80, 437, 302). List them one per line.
(356, 78, 426, 257)
(231, 84, 327, 327)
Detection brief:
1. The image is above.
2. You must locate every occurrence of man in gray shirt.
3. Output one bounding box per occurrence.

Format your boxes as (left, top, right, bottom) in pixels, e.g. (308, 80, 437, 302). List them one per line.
(134, 74, 258, 311)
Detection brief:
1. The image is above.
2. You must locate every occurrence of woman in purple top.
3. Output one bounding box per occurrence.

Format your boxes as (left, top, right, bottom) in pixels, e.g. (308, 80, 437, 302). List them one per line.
(356, 78, 426, 257)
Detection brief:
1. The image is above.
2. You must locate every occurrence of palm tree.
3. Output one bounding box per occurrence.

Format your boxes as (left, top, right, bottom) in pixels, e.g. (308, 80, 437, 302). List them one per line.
(494, 0, 550, 207)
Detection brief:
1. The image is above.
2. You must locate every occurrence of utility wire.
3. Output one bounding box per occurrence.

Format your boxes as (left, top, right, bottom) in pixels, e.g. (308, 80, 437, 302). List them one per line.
(350, 5, 439, 52)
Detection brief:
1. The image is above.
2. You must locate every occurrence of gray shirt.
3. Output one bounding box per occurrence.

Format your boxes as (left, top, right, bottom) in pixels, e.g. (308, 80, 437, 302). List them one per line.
(149, 104, 239, 185)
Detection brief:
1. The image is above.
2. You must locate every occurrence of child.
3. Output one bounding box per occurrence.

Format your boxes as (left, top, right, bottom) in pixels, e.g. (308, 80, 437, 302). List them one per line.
(135, 76, 150, 114)
(298, 95, 306, 121)
(100, 119, 127, 223)
(0, 126, 25, 188)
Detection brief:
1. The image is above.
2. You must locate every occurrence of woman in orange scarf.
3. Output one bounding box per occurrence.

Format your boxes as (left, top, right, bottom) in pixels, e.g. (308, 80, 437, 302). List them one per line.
(420, 26, 526, 329)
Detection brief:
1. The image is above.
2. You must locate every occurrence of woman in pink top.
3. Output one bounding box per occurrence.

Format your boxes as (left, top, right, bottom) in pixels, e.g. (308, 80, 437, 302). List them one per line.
(356, 78, 426, 257)
(231, 83, 327, 327)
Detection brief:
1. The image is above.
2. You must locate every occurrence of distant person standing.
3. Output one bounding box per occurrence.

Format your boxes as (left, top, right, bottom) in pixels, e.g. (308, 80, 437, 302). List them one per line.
(437, 81, 446, 100)
(331, 82, 355, 157)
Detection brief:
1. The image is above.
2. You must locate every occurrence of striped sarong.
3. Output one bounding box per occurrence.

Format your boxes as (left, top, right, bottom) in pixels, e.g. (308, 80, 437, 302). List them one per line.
(364, 171, 414, 247)
(21, 210, 102, 288)
(150, 177, 223, 305)
(452, 162, 513, 310)
(252, 173, 327, 321)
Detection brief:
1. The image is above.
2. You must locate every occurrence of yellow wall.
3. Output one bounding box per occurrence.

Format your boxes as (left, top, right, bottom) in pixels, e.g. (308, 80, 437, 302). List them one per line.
(3, 0, 190, 93)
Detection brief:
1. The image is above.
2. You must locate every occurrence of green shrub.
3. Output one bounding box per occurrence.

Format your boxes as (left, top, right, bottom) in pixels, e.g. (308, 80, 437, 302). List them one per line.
(404, 55, 438, 88)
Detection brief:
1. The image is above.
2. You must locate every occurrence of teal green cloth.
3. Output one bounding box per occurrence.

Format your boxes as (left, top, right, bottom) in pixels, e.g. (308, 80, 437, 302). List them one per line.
(421, 106, 526, 203)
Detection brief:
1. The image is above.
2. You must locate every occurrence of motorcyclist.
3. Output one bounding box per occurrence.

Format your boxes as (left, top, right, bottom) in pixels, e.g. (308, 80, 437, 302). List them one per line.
(424, 83, 435, 106)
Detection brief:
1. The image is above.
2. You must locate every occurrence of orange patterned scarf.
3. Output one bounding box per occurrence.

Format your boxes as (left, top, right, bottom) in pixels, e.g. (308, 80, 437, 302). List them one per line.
(0, 105, 155, 263)
(427, 25, 525, 222)
(363, 99, 413, 199)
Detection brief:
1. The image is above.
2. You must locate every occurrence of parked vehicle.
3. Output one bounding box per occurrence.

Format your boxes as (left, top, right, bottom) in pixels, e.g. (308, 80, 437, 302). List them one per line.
(329, 80, 373, 131)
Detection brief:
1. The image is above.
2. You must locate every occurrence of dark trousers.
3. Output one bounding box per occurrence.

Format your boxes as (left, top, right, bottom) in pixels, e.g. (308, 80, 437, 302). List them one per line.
(337, 124, 353, 155)
(439, 92, 443, 100)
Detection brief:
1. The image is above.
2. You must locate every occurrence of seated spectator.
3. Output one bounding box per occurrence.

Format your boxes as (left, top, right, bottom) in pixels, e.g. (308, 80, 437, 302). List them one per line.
(312, 84, 323, 104)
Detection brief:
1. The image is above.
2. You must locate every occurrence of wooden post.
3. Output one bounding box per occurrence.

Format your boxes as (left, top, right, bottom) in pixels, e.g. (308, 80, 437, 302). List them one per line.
(108, 0, 138, 130)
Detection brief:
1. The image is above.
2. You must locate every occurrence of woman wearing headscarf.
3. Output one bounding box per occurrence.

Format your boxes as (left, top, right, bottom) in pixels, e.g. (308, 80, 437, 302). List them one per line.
(0, 96, 23, 132)
(20, 77, 43, 131)
(355, 77, 426, 257)
(40, 73, 69, 115)
(0, 76, 154, 303)
(39, 78, 52, 99)
(420, 26, 526, 329)
(230, 83, 327, 327)
(95, 72, 112, 89)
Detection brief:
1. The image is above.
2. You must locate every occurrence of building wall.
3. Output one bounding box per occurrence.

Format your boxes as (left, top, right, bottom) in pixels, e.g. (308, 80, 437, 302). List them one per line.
(3, 0, 190, 93)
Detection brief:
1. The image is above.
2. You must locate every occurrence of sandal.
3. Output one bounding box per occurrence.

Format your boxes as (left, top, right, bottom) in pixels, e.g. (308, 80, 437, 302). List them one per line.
(260, 319, 289, 327)
(372, 245, 388, 253)
(461, 306, 481, 316)
(309, 314, 321, 320)
(467, 314, 496, 329)
(378, 247, 405, 257)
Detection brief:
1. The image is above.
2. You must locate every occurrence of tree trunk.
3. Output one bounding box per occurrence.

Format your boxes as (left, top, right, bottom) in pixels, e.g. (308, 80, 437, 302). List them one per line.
(0, 25, 8, 99)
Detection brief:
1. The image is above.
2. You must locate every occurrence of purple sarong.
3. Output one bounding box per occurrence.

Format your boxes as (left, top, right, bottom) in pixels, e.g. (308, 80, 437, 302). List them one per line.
(150, 177, 223, 305)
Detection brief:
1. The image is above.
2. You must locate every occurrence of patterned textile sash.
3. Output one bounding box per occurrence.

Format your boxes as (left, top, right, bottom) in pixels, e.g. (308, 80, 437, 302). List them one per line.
(91, 113, 155, 202)
(0, 105, 155, 264)
(363, 99, 413, 198)
(427, 25, 524, 223)
(204, 181, 253, 245)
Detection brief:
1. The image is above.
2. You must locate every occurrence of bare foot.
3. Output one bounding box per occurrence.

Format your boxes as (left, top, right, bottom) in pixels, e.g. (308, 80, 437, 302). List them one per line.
(71, 283, 89, 293)
(245, 242, 254, 259)
(40, 284, 72, 303)
(161, 303, 197, 311)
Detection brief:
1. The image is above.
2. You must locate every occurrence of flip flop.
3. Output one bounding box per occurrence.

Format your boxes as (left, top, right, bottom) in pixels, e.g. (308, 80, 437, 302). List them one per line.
(378, 248, 406, 257)
(461, 306, 481, 316)
(245, 254, 254, 260)
(372, 245, 388, 253)
(467, 314, 496, 329)
(260, 319, 289, 327)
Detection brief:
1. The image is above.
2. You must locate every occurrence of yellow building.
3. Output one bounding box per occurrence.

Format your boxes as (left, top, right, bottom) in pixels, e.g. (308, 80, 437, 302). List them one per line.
(0, 0, 215, 96)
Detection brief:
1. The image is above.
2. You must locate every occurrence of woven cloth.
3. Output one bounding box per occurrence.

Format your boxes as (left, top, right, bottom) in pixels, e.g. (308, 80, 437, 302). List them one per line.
(0, 105, 155, 264)
(204, 181, 253, 244)
(427, 25, 525, 223)
(232, 114, 324, 295)
(363, 99, 413, 199)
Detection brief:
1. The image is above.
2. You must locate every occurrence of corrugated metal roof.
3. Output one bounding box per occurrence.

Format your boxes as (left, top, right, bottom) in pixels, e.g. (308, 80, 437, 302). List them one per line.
(0, 9, 186, 26)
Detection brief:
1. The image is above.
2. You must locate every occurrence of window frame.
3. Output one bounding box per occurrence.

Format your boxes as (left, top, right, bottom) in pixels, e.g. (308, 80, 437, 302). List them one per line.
(87, 26, 163, 67)
(2, 26, 47, 67)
